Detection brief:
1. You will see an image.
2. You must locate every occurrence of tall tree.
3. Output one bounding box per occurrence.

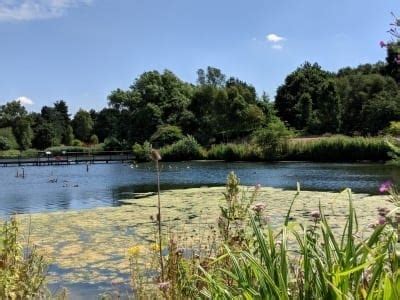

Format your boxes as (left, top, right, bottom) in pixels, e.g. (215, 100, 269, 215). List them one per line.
(72, 109, 94, 142)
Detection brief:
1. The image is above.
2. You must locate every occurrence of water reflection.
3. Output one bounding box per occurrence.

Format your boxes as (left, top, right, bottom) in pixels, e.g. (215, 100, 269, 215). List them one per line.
(0, 162, 398, 217)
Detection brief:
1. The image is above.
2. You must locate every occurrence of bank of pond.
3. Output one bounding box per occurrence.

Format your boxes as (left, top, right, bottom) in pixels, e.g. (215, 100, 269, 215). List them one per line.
(0, 135, 393, 163)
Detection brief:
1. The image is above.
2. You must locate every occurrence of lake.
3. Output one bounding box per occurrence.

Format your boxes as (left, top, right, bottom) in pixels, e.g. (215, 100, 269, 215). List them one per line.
(0, 161, 398, 217)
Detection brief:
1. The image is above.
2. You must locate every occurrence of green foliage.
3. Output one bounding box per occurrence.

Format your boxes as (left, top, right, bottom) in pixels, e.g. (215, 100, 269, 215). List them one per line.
(252, 119, 293, 159)
(150, 125, 184, 147)
(103, 136, 122, 151)
(207, 143, 262, 161)
(71, 139, 84, 147)
(0, 150, 21, 159)
(160, 135, 205, 161)
(286, 136, 390, 162)
(199, 190, 399, 299)
(0, 137, 11, 151)
(89, 134, 99, 145)
(32, 123, 59, 149)
(72, 109, 94, 142)
(385, 121, 400, 136)
(0, 127, 19, 150)
(0, 218, 48, 298)
(132, 141, 152, 162)
(13, 117, 33, 150)
(64, 125, 74, 146)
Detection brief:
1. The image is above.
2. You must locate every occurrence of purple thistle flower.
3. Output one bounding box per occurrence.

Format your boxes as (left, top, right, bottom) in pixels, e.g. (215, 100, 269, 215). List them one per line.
(380, 41, 387, 48)
(379, 181, 393, 193)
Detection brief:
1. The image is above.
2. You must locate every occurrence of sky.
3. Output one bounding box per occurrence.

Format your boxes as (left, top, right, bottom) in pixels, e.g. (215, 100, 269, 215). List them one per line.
(1, 0, 400, 114)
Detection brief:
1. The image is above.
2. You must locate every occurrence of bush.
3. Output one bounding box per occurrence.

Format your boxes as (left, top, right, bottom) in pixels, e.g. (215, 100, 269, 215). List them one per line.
(252, 119, 293, 160)
(0, 150, 21, 159)
(103, 137, 122, 151)
(384, 121, 400, 136)
(150, 125, 184, 147)
(0, 136, 11, 150)
(72, 139, 84, 147)
(160, 135, 205, 161)
(132, 141, 152, 162)
(89, 134, 99, 145)
(207, 143, 262, 161)
(285, 135, 390, 162)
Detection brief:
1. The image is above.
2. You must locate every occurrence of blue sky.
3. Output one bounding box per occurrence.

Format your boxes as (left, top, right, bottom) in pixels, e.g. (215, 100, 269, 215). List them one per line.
(1, 0, 400, 113)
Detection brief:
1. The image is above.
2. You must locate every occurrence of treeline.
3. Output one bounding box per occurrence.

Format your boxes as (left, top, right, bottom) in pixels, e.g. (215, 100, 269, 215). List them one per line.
(1, 44, 400, 155)
(276, 44, 400, 135)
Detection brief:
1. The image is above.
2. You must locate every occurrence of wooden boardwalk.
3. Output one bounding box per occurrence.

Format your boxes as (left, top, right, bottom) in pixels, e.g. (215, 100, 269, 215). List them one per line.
(0, 151, 134, 167)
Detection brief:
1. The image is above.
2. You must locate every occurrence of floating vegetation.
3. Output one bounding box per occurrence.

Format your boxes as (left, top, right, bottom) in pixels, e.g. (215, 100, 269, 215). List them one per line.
(14, 187, 393, 288)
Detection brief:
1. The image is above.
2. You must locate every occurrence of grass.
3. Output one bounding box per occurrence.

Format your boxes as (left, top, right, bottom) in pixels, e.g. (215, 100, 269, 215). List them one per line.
(207, 143, 262, 161)
(284, 135, 390, 162)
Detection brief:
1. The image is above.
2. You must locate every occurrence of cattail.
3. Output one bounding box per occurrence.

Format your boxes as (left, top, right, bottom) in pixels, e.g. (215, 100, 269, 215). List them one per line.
(150, 149, 162, 161)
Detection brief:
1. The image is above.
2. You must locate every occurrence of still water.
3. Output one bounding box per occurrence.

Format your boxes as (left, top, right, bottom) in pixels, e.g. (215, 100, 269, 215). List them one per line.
(0, 161, 399, 217)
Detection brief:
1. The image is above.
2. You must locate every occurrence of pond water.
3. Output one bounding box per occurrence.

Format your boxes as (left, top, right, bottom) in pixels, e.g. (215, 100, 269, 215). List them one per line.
(0, 161, 399, 217)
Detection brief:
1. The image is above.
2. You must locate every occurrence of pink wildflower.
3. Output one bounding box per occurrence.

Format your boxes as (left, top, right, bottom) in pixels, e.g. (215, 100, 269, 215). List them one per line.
(251, 202, 266, 213)
(379, 181, 393, 193)
(378, 216, 387, 225)
(310, 210, 321, 221)
(158, 281, 170, 292)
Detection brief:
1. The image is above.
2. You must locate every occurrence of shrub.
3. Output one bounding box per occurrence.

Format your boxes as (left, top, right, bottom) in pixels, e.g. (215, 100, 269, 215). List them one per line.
(0, 150, 21, 159)
(103, 137, 122, 151)
(384, 121, 400, 136)
(132, 141, 152, 162)
(160, 136, 205, 161)
(89, 134, 99, 145)
(252, 119, 293, 160)
(0, 136, 11, 150)
(150, 125, 184, 147)
(72, 139, 84, 147)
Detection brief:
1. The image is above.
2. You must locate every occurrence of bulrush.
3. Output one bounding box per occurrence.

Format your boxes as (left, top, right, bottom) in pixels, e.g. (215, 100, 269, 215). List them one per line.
(150, 149, 162, 161)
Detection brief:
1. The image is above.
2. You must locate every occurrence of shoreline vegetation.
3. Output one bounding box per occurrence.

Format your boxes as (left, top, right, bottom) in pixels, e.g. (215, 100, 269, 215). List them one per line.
(0, 135, 393, 163)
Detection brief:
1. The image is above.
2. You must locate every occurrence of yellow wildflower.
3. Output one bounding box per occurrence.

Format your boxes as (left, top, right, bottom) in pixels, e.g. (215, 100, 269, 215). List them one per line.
(127, 245, 142, 257)
(150, 243, 160, 252)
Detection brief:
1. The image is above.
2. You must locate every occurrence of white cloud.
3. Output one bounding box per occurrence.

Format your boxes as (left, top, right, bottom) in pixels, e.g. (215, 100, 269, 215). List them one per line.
(0, 0, 93, 22)
(271, 44, 283, 50)
(266, 33, 285, 43)
(16, 96, 34, 106)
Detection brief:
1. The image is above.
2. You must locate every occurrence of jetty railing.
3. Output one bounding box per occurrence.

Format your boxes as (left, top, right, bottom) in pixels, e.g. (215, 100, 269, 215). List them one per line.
(0, 151, 134, 167)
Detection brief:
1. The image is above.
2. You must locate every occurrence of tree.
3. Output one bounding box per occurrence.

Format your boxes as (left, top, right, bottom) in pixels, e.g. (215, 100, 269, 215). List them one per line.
(13, 117, 33, 150)
(150, 125, 184, 147)
(275, 62, 332, 131)
(32, 123, 57, 149)
(72, 109, 94, 142)
(0, 101, 27, 127)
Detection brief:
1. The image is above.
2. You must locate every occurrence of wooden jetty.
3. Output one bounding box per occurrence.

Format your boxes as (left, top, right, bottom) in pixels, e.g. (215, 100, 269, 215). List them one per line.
(0, 151, 135, 167)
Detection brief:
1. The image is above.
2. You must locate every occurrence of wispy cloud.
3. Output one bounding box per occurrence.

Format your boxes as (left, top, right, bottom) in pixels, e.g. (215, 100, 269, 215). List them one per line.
(16, 96, 34, 106)
(271, 44, 283, 50)
(266, 33, 286, 50)
(0, 0, 93, 22)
